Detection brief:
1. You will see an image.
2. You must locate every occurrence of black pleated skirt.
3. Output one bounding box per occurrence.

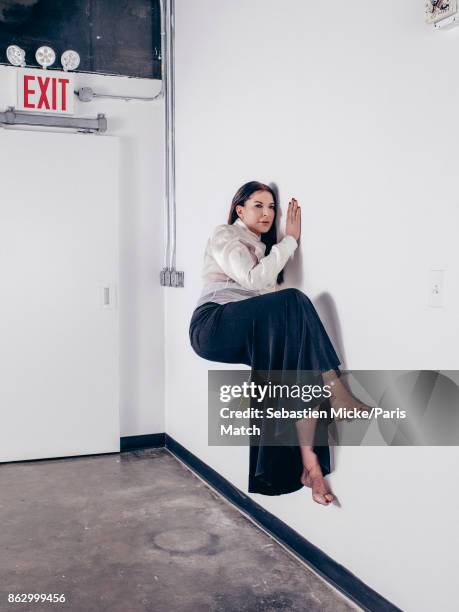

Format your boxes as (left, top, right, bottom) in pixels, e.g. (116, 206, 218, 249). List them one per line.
(188, 287, 341, 496)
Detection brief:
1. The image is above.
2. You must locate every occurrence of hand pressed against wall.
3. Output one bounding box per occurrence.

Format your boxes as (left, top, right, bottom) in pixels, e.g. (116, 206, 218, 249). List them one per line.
(285, 198, 301, 243)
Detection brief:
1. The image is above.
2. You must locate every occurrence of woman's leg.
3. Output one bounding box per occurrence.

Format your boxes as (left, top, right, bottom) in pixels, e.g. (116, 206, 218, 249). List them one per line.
(189, 289, 342, 500)
(251, 288, 341, 504)
(295, 413, 335, 504)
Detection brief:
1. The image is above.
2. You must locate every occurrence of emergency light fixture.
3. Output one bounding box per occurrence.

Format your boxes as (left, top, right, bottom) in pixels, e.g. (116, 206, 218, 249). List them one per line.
(35, 46, 56, 69)
(61, 50, 80, 72)
(6, 45, 26, 67)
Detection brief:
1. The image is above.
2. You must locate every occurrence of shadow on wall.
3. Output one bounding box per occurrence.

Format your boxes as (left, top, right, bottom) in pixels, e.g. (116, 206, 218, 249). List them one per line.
(314, 292, 347, 369)
(312, 292, 346, 477)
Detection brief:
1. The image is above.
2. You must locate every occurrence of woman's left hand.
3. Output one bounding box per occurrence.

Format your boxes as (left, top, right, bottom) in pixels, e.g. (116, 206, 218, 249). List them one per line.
(285, 198, 301, 243)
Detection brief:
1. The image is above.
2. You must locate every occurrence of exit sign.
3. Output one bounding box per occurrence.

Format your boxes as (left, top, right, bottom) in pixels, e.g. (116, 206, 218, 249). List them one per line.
(17, 68, 74, 114)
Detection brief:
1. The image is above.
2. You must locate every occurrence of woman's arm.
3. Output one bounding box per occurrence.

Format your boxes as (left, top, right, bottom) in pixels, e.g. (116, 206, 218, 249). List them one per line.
(209, 226, 298, 291)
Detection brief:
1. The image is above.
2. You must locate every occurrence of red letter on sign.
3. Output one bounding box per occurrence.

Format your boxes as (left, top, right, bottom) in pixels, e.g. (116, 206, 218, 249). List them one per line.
(24, 75, 35, 109)
(58, 78, 70, 111)
(51, 78, 57, 110)
(37, 77, 50, 109)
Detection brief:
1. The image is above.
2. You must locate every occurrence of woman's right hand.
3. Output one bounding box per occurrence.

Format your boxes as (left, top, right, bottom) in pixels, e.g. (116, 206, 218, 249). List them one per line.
(285, 198, 301, 243)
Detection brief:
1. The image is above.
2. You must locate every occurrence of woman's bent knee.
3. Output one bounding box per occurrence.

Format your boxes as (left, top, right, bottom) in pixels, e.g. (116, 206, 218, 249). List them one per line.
(278, 287, 312, 305)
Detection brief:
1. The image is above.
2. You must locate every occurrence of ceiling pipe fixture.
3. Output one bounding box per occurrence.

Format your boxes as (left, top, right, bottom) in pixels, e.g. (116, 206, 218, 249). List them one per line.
(74, 1, 164, 104)
(76, 87, 160, 102)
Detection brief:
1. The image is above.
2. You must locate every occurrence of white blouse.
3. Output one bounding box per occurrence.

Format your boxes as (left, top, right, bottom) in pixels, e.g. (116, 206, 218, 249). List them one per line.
(195, 217, 298, 308)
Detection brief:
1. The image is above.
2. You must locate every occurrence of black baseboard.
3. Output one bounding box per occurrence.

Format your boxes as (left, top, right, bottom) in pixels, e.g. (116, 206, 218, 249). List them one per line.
(2, 434, 165, 465)
(120, 432, 165, 452)
(124, 432, 400, 612)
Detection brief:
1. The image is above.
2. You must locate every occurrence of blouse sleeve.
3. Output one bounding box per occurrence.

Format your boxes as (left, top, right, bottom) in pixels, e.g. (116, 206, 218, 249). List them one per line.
(209, 225, 298, 291)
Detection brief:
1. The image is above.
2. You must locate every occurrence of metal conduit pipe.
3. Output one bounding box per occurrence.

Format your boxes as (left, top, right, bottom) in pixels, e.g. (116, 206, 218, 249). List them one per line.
(75, 89, 163, 102)
(160, 0, 183, 287)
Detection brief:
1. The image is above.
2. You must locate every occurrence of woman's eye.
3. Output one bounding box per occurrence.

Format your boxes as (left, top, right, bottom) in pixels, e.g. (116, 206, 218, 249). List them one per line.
(254, 204, 275, 210)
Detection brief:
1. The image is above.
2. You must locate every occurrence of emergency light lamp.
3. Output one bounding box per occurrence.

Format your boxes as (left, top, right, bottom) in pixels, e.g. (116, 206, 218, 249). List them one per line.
(35, 46, 56, 69)
(6, 45, 26, 67)
(61, 50, 80, 72)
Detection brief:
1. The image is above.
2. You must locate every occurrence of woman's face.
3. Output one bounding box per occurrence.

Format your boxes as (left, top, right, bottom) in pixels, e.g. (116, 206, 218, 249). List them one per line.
(236, 190, 276, 237)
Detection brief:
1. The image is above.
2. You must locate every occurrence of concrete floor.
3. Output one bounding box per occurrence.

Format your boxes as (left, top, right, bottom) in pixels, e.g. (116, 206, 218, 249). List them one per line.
(1, 449, 360, 612)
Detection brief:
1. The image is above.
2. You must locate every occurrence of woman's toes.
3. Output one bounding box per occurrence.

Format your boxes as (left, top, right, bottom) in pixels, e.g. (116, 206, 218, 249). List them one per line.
(312, 491, 332, 505)
(312, 492, 325, 504)
(312, 491, 334, 505)
(309, 474, 334, 505)
(300, 455, 335, 505)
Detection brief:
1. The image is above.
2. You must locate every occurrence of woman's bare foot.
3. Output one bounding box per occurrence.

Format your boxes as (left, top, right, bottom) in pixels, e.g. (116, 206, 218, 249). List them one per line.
(300, 457, 335, 506)
(323, 370, 372, 421)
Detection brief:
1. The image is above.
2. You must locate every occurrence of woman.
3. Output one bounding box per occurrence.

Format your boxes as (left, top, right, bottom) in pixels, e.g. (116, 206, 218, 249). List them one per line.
(189, 181, 368, 505)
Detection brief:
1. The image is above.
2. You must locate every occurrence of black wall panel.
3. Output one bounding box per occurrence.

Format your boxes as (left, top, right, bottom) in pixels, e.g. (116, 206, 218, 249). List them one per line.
(0, 0, 161, 79)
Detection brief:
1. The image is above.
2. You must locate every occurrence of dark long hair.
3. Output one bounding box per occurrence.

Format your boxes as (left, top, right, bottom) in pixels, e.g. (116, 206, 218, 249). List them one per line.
(227, 181, 285, 285)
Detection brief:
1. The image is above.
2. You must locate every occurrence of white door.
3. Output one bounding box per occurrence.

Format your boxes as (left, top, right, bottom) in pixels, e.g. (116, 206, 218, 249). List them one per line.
(0, 129, 120, 462)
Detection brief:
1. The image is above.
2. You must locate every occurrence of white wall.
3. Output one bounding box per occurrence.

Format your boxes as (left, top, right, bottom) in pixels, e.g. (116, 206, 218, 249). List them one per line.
(166, 2, 459, 610)
(0, 65, 165, 438)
